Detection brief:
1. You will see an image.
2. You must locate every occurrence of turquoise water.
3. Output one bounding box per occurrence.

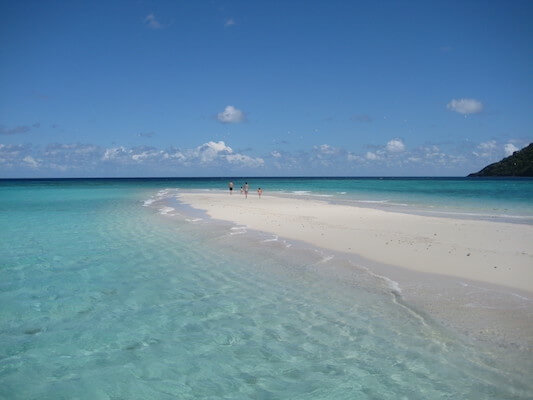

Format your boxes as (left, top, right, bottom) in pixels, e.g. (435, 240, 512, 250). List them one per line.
(1, 179, 532, 399)
(5, 177, 533, 218)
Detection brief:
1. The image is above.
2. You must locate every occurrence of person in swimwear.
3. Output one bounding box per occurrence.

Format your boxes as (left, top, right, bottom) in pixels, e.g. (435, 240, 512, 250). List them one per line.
(257, 187, 263, 198)
(228, 181, 234, 195)
(244, 182, 249, 199)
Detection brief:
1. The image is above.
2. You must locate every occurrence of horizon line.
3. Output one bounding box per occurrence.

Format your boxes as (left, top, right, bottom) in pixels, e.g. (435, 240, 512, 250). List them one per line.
(3, 175, 527, 181)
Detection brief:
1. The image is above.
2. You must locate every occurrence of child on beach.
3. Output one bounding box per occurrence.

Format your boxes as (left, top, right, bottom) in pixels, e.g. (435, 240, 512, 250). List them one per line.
(228, 181, 234, 194)
(257, 188, 263, 198)
(240, 186, 243, 195)
(244, 182, 249, 199)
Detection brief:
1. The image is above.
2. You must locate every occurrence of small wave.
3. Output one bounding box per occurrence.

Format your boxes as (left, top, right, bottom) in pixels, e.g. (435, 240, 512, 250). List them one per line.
(510, 292, 532, 301)
(230, 226, 247, 235)
(185, 218, 203, 222)
(159, 206, 175, 215)
(261, 235, 279, 243)
(143, 199, 155, 207)
(352, 199, 409, 207)
(357, 265, 402, 294)
(464, 303, 507, 310)
(423, 209, 532, 220)
(382, 276, 402, 294)
(355, 199, 390, 204)
(460, 282, 531, 302)
(313, 249, 335, 264)
(292, 191, 311, 195)
(143, 188, 182, 209)
(338, 192, 347, 195)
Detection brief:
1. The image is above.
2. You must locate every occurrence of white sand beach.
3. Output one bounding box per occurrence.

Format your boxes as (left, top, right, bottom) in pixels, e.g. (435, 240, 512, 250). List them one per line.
(177, 191, 533, 347)
(179, 192, 533, 294)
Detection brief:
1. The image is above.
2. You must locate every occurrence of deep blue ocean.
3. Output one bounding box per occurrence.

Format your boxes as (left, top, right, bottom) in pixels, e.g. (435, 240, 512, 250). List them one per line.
(1, 177, 532, 399)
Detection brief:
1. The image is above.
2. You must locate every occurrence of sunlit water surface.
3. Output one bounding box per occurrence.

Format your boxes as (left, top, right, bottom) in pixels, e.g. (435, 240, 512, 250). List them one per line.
(0, 179, 532, 399)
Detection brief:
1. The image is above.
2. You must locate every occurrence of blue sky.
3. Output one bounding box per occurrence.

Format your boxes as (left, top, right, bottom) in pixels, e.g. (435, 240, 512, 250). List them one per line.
(1, 0, 531, 177)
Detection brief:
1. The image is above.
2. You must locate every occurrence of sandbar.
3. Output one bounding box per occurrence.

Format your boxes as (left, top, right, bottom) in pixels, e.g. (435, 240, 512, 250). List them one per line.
(178, 192, 533, 293)
(177, 191, 533, 347)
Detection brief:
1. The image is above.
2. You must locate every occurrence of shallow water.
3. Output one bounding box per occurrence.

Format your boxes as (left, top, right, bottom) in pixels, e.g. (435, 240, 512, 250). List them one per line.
(1, 180, 532, 399)
(4, 177, 533, 221)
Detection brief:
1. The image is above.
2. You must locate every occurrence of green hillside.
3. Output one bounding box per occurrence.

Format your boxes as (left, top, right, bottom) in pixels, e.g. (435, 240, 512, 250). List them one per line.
(468, 143, 533, 177)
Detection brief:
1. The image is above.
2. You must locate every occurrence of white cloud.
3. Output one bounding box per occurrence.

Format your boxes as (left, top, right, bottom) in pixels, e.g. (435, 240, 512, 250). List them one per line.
(314, 144, 336, 155)
(145, 14, 162, 29)
(225, 18, 235, 27)
(103, 146, 130, 161)
(447, 98, 483, 115)
(473, 140, 497, 158)
(366, 151, 380, 160)
(7, 137, 525, 177)
(0, 144, 28, 168)
(131, 149, 163, 162)
(217, 106, 245, 123)
(226, 154, 264, 167)
(203, 141, 231, 153)
(0, 144, 24, 156)
(347, 153, 363, 162)
(105, 140, 264, 169)
(504, 143, 519, 156)
(478, 140, 497, 150)
(311, 144, 342, 166)
(422, 145, 441, 158)
(181, 141, 264, 168)
(40, 143, 102, 170)
(163, 149, 186, 162)
(1, 140, 267, 174)
(192, 141, 233, 163)
(73, 145, 98, 154)
(386, 139, 405, 153)
(22, 155, 39, 168)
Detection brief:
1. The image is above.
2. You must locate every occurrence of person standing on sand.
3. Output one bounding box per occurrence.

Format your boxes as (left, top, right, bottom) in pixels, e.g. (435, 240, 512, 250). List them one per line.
(257, 188, 263, 198)
(244, 182, 249, 199)
(228, 181, 234, 195)
(240, 186, 244, 195)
